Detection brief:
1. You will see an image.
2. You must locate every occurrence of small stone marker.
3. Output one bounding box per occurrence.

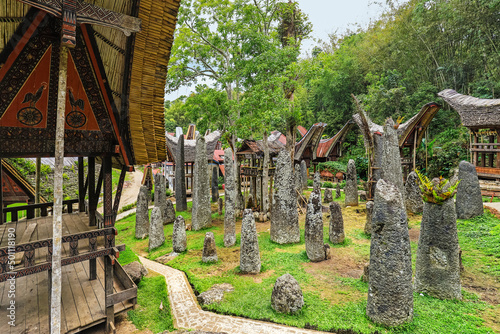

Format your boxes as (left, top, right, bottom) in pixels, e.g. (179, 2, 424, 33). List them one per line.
(324, 188, 333, 203)
(218, 197, 223, 216)
(123, 261, 148, 285)
(135, 185, 150, 239)
(344, 159, 358, 206)
(364, 201, 374, 235)
(271, 273, 304, 314)
(192, 136, 212, 231)
(240, 209, 261, 274)
(224, 148, 236, 247)
(175, 135, 188, 211)
(202, 232, 218, 263)
(247, 194, 254, 208)
(211, 166, 219, 203)
(305, 189, 327, 262)
(404, 171, 423, 214)
(313, 171, 321, 192)
(301, 160, 308, 190)
(164, 199, 176, 224)
(329, 201, 345, 244)
(335, 182, 341, 198)
(414, 197, 462, 300)
(149, 207, 165, 251)
(197, 283, 234, 306)
(172, 215, 187, 253)
(455, 160, 483, 219)
(367, 179, 413, 326)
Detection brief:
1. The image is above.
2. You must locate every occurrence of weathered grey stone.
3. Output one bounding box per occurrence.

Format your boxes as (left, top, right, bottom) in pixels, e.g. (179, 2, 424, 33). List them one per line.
(456, 160, 483, 219)
(247, 194, 254, 208)
(367, 179, 413, 326)
(301, 160, 308, 190)
(135, 185, 150, 239)
(271, 150, 300, 244)
(197, 283, 234, 306)
(405, 171, 423, 214)
(192, 136, 212, 231)
(155, 173, 167, 222)
(149, 207, 165, 251)
(381, 119, 405, 196)
(313, 171, 321, 192)
(202, 232, 218, 263)
(175, 135, 187, 211)
(223, 148, 236, 247)
(344, 159, 358, 206)
(164, 199, 176, 224)
(294, 163, 302, 195)
(211, 167, 219, 203)
(364, 201, 374, 235)
(172, 215, 187, 253)
(156, 252, 179, 264)
(305, 189, 326, 262)
(359, 191, 367, 202)
(324, 244, 331, 259)
(335, 182, 341, 198)
(362, 263, 369, 283)
(218, 197, 223, 216)
(240, 209, 261, 274)
(414, 199, 462, 300)
(271, 274, 304, 314)
(329, 201, 345, 244)
(324, 188, 333, 203)
(123, 261, 148, 285)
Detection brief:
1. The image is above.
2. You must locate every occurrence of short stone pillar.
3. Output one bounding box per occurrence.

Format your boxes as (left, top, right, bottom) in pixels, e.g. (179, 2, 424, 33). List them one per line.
(329, 201, 345, 244)
(271, 274, 304, 314)
(192, 136, 212, 231)
(414, 198, 462, 300)
(344, 159, 358, 206)
(313, 171, 321, 192)
(364, 201, 374, 235)
(404, 171, 423, 214)
(218, 197, 223, 216)
(324, 188, 333, 203)
(305, 189, 327, 262)
(300, 160, 308, 190)
(223, 148, 236, 247)
(335, 182, 341, 198)
(172, 215, 187, 253)
(135, 185, 150, 239)
(149, 207, 165, 251)
(211, 166, 219, 203)
(202, 232, 218, 263)
(164, 199, 176, 224)
(381, 119, 405, 195)
(367, 179, 413, 326)
(240, 209, 261, 274)
(455, 161, 483, 219)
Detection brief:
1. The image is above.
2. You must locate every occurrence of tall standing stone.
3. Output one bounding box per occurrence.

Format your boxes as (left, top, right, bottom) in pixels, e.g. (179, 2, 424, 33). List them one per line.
(344, 159, 358, 206)
(192, 136, 212, 231)
(211, 167, 219, 203)
(381, 119, 404, 196)
(455, 161, 483, 219)
(271, 150, 300, 244)
(367, 179, 413, 326)
(335, 182, 341, 198)
(154, 173, 166, 221)
(329, 201, 345, 244)
(172, 215, 187, 253)
(218, 197, 223, 216)
(364, 201, 374, 235)
(164, 199, 176, 224)
(414, 198, 462, 300)
(202, 232, 218, 263)
(305, 189, 327, 262)
(300, 160, 308, 190)
(324, 188, 333, 203)
(223, 148, 236, 247)
(313, 171, 321, 192)
(404, 171, 423, 214)
(149, 207, 165, 251)
(240, 209, 261, 274)
(135, 185, 150, 239)
(175, 135, 187, 211)
(294, 163, 302, 195)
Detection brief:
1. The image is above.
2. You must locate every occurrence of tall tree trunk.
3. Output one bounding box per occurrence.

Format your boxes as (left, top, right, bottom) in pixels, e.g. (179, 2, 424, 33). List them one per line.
(262, 131, 270, 214)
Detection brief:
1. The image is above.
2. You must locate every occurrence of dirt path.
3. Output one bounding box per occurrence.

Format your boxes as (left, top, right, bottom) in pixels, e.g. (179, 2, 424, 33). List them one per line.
(119, 169, 144, 210)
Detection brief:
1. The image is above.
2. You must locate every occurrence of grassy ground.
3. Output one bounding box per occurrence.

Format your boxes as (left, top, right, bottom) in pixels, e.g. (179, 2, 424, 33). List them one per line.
(116, 192, 499, 334)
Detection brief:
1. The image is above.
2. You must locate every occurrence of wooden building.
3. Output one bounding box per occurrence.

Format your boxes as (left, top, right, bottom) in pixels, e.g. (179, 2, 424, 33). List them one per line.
(1, 159, 46, 207)
(439, 89, 500, 180)
(314, 120, 354, 163)
(0, 0, 180, 333)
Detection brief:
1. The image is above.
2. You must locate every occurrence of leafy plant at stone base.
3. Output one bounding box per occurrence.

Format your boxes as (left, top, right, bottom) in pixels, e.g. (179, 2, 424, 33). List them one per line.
(415, 169, 460, 205)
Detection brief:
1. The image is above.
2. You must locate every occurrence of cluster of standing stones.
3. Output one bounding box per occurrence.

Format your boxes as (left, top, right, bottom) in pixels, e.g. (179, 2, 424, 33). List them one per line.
(132, 118, 486, 324)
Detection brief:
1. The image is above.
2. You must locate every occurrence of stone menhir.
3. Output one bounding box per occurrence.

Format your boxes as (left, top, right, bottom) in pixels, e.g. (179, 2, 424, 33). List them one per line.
(223, 148, 236, 247)
(247, 194, 254, 209)
(202, 232, 218, 263)
(414, 198, 462, 300)
(175, 134, 188, 211)
(270, 149, 300, 244)
(313, 171, 321, 192)
(324, 188, 333, 203)
(294, 163, 302, 195)
(172, 215, 187, 253)
(240, 209, 261, 274)
(305, 189, 327, 262)
(211, 166, 219, 203)
(329, 201, 345, 244)
(364, 201, 374, 235)
(381, 118, 404, 196)
(135, 185, 150, 239)
(164, 199, 176, 225)
(344, 159, 358, 206)
(149, 207, 165, 251)
(154, 173, 166, 222)
(301, 160, 308, 190)
(271, 274, 304, 314)
(218, 197, 223, 216)
(455, 160, 483, 219)
(191, 136, 212, 231)
(404, 171, 423, 214)
(367, 179, 413, 326)
(335, 182, 341, 198)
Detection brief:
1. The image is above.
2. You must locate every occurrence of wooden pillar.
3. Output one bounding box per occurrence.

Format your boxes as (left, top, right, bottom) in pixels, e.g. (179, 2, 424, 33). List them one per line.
(103, 156, 115, 333)
(489, 135, 495, 167)
(105, 254, 115, 333)
(497, 130, 500, 168)
(88, 157, 96, 226)
(0, 158, 3, 225)
(78, 157, 85, 212)
(473, 134, 478, 166)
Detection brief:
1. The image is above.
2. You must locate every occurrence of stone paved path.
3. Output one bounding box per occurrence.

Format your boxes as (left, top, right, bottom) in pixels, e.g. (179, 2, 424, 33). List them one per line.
(139, 257, 328, 334)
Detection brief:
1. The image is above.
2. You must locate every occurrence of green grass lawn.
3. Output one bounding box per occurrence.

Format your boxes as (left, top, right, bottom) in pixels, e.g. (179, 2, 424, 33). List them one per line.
(5, 203, 27, 222)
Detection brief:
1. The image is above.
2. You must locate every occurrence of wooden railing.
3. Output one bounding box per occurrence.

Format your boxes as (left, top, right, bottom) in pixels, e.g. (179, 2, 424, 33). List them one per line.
(2, 199, 80, 223)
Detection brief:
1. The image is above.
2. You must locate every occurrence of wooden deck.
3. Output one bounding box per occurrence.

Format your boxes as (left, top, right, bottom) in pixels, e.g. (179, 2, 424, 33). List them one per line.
(0, 213, 134, 334)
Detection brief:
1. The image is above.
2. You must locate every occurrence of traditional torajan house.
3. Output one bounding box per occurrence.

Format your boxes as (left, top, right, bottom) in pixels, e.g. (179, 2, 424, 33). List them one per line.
(0, 0, 180, 333)
(314, 120, 354, 164)
(1, 159, 46, 207)
(439, 89, 500, 181)
(294, 122, 326, 165)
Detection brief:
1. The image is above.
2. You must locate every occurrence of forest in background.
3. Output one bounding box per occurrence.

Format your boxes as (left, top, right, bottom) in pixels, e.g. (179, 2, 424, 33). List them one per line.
(164, 0, 500, 178)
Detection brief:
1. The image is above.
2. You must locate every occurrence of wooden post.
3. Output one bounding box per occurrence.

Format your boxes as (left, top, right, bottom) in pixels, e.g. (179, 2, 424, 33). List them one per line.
(88, 157, 96, 226)
(35, 157, 41, 217)
(473, 133, 478, 166)
(78, 157, 85, 212)
(496, 130, 500, 168)
(51, 43, 69, 334)
(489, 135, 495, 168)
(105, 255, 115, 333)
(413, 129, 417, 171)
(0, 158, 3, 225)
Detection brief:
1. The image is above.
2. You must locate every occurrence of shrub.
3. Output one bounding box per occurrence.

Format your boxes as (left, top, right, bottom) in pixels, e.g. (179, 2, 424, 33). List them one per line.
(166, 189, 172, 197)
(323, 181, 334, 188)
(307, 179, 313, 186)
(218, 176, 224, 185)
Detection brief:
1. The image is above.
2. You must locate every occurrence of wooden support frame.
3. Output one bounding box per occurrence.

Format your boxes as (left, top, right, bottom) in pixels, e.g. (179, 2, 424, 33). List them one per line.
(88, 157, 96, 226)
(112, 166, 127, 220)
(0, 158, 3, 226)
(105, 254, 115, 333)
(78, 157, 85, 212)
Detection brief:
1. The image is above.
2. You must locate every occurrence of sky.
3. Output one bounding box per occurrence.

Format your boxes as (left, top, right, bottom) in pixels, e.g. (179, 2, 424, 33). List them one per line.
(165, 0, 391, 101)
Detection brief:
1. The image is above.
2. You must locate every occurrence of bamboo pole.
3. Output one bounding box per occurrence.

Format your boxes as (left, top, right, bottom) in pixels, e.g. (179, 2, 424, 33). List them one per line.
(51, 44, 69, 334)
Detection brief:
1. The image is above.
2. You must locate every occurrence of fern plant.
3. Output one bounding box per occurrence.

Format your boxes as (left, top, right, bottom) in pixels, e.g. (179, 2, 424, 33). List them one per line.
(415, 169, 460, 205)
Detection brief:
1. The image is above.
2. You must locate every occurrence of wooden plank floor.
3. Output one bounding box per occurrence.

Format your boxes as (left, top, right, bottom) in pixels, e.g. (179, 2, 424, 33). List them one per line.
(0, 213, 134, 334)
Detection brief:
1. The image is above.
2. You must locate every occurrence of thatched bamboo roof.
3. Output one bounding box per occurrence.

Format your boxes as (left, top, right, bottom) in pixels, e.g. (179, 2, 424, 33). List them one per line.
(295, 123, 326, 161)
(165, 131, 222, 163)
(316, 120, 354, 158)
(397, 102, 440, 148)
(438, 89, 500, 129)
